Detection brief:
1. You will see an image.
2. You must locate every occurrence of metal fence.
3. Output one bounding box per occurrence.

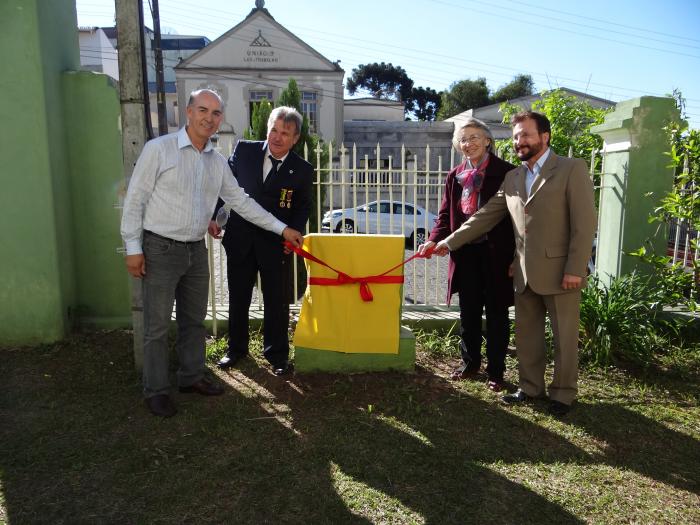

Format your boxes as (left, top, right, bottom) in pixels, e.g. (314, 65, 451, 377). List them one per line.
(206, 140, 697, 334)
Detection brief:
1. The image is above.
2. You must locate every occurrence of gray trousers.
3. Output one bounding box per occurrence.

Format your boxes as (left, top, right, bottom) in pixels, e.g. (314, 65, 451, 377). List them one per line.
(142, 231, 209, 398)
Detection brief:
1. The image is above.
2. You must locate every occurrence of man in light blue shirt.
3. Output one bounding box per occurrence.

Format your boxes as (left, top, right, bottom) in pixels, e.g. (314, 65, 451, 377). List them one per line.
(121, 89, 303, 417)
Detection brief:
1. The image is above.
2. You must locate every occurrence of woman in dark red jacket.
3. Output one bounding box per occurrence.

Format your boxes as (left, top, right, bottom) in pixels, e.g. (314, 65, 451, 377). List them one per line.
(419, 117, 515, 391)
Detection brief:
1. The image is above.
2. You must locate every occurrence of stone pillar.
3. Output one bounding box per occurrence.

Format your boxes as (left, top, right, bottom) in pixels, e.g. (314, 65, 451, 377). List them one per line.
(591, 96, 680, 283)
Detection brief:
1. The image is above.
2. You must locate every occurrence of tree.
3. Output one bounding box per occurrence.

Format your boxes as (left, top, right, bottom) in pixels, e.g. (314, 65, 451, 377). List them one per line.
(497, 89, 609, 165)
(491, 74, 535, 104)
(436, 77, 490, 120)
(243, 99, 272, 140)
(436, 74, 536, 120)
(409, 86, 441, 121)
(346, 62, 414, 112)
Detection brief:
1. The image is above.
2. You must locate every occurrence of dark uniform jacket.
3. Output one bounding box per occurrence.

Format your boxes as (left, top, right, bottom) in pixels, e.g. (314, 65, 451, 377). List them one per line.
(219, 140, 313, 260)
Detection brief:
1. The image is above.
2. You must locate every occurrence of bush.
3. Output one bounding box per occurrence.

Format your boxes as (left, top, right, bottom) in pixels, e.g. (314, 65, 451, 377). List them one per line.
(579, 273, 684, 367)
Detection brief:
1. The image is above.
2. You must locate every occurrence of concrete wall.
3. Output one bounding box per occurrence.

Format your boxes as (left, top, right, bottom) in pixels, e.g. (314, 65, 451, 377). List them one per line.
(62, 72, 130, 328)
(592, 96, 679, 282)
(344, 99, 405, 122)
(343, 120, 456, 170)
(0, 0, 129, 344)
(1, 0, 79, 343)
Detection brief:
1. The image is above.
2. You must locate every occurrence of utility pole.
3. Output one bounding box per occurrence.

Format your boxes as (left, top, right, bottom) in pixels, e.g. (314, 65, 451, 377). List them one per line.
(150, 0, 169, 136)
(116, 0, 148, 371)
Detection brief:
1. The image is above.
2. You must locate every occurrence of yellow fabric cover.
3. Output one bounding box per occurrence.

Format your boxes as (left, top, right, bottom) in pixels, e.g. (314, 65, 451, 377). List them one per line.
(293, 234, 405, 354)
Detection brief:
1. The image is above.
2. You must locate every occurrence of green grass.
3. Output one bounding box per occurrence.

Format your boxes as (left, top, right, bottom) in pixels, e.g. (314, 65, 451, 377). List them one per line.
(0, 330, 698, 524)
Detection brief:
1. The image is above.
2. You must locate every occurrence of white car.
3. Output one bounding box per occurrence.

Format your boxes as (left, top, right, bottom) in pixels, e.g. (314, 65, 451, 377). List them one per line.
(321, 200, 438, 246)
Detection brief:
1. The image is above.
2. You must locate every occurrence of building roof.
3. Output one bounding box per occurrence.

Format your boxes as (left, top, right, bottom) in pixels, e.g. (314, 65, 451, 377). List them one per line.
(176, 6, 342, 72)
(444, 87, 615, 139)
(344, 98, 404, 107)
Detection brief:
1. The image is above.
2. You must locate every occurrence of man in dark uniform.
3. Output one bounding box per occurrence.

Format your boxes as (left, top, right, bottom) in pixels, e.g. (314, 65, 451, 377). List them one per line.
(209, 106, 313, 376)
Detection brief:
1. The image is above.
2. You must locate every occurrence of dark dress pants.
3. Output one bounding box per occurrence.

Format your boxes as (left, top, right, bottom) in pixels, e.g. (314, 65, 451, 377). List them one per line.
(142, 233, 209, 398)
(455, 243, 510, 381)
(226, 241, 290, 366)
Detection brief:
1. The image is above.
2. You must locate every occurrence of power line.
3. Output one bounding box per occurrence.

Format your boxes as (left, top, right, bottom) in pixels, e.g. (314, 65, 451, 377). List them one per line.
(75, 1, 700, 114)
(427, 0, 700, 59)
(496, 0, 700, 45)
(146, 1, 700, 105)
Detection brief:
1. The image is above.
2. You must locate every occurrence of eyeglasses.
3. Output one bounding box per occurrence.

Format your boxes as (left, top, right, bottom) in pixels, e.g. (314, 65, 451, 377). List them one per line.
(459, 134, 484, 145)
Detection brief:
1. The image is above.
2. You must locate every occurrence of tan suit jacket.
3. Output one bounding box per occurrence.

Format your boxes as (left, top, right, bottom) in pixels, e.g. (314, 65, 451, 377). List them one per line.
(445, 152, 596, 296)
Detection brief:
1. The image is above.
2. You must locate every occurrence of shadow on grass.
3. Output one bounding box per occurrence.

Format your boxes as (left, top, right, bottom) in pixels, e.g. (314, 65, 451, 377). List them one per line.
(568, 402, 700, 494)
(0, 331, 696, 523)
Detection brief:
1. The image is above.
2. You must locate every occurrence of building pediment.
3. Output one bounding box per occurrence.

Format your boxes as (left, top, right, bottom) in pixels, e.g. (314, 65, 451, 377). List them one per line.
(176, 10, 341, 72)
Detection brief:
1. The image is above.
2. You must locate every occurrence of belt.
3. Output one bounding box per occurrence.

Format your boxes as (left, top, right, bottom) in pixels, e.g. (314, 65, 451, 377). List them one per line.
(144, 230, 203, 245)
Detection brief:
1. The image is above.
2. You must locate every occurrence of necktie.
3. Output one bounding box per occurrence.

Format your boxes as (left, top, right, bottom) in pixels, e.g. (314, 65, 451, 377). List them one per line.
(266, 155, 282, 183)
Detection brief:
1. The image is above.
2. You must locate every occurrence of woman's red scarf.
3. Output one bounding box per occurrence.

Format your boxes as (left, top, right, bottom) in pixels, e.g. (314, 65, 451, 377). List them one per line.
(456, 153, 490, 216)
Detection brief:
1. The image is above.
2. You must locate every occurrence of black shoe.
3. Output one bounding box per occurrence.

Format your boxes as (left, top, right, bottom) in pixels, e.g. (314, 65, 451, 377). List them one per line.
(272, 362, 294, 376)
(145, 394, 177, 417)
(502, 389, 535, 404)
(179, 378, 224, 396)
(548, 400, 571, 417)
(217, 352, 248, 370)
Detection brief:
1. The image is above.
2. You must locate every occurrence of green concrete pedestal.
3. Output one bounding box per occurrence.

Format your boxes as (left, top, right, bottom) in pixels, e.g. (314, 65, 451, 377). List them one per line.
(294, 325, 416, 373)
(591, 96, 680, 284)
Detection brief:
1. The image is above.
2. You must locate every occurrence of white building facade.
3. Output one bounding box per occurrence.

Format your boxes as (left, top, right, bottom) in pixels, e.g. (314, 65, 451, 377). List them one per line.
(175, 4, 344, 146)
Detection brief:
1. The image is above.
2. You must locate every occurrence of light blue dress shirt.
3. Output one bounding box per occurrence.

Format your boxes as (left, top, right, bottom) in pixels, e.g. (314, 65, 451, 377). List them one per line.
(525, 147, 551, 197)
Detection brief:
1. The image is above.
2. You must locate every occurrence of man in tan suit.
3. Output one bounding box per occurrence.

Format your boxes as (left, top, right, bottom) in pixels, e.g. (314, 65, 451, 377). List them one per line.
(425, 111, 596, 416)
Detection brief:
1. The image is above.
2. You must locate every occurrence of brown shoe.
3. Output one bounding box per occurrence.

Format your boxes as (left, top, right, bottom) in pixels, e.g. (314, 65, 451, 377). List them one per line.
(179, 379, 224, 396)
(145, 394, 177, 417)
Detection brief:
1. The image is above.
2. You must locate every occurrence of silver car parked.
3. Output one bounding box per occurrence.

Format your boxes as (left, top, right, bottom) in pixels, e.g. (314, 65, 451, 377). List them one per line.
(321, 200, 438, 246)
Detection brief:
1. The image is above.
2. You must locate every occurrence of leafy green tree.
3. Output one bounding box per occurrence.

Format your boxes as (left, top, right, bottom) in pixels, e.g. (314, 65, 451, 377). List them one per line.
(408, 86, 441, 121)
(491, 74, 535, 103)
(436, 75, 535, 120)
(346, 62, 414, 114)
(497, 89, 609, 166)
(436, 77, 490, 120)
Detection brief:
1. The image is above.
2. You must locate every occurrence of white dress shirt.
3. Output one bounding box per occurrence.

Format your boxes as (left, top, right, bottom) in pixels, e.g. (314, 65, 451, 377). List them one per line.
(121, 127, 286, 255)
(525, 147, 551, 197)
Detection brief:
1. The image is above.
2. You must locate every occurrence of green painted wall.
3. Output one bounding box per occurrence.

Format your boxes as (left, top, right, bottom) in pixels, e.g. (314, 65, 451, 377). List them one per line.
(592, 97, 679, 282)
(62, 72, 130, 328)
(0, 0, 77, 343)
(0, 0, 129, 344)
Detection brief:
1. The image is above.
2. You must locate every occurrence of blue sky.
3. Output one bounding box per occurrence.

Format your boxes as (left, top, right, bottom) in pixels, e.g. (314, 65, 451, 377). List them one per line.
(76, 0, 700, 127)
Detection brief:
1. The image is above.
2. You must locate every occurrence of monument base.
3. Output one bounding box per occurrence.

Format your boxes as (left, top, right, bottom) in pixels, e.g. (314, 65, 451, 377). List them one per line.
(294, 325, 415, 373)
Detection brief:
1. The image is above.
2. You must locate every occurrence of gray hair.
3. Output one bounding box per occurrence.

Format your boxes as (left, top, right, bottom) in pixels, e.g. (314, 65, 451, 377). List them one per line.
(187, 88, 224, 109)
(267, 106, 303, 136)
(452, 117, 495, 153)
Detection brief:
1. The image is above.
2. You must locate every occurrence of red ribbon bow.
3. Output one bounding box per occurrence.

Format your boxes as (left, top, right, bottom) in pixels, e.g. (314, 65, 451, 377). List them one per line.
(284, 241, 434, 302)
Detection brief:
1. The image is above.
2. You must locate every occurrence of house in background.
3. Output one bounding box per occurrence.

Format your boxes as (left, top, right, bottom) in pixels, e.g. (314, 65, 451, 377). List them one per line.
(445, 87, 615, 139)
(344, 98, 405, 122)
(78, 27, 119, 81)
(79, 26, 210, 133)
(174, 3, 345, 149)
